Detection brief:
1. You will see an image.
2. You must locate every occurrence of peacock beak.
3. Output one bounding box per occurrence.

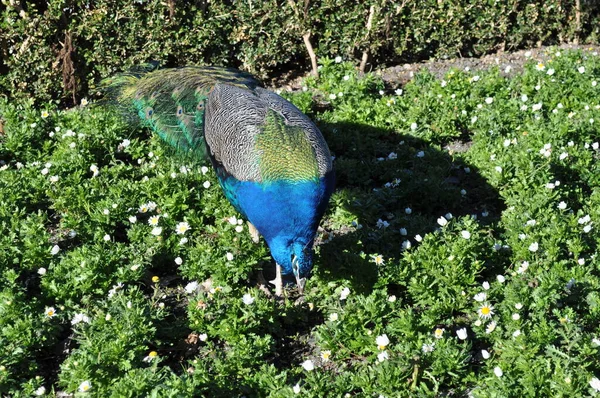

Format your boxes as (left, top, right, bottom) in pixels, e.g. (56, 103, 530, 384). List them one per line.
(296, 275, 306, 294)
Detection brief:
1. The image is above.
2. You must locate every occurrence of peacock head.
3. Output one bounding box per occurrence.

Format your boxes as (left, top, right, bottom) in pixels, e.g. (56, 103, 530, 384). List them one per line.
(270, 238, 313, 292)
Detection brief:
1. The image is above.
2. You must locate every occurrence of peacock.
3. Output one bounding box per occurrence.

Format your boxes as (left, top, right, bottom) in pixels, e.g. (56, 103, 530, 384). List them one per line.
(102, 66, 335, 296)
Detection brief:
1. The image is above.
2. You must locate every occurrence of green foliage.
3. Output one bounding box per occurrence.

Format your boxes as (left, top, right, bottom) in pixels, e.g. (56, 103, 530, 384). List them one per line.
(1, 1, 600, 104)
(1, 49, 600, 396)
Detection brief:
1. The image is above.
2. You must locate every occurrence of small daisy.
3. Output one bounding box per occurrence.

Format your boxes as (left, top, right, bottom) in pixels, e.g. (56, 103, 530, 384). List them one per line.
(535, 62, 545, 71)
(148, 215, 160, 226)
(422, 343, 435, 353)
(377, 350, 389, 362)
(301, 359, 315, 371)
(45, 307, 57, 318)
(485, 321, 497, 334)
(329, 313, 339, 322)
(340, 287, 350, 300)
(494, 366, 503, 377)
(175, 221, 190, 235)
(184, 281, 198, 294)
(376, 334, 390, 350)
(143, 351, 158, 362)
(478, 303, 494, 319)
(456, 328, 468, 340)
(78, 381, 92, 392)
(150, 227, 162, 236)
(242, 293, 254, 305)
(320, 350, 332, 362)
(434, 328, 445, 339)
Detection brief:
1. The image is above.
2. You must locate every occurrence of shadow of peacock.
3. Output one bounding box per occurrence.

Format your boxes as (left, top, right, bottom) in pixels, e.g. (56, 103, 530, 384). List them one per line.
(102, 66, 335, 296)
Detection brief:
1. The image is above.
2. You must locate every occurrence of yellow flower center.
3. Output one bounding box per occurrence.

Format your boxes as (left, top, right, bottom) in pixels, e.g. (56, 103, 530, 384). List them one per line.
(152, 276, 160, 283)
(481, 307, 491, 315)
(149, 351, 158, 358)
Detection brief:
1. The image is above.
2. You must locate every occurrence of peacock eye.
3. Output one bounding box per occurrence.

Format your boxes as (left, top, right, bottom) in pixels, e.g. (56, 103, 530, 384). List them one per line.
(145, 107, 154, 118)
(176, 106, 183, 116)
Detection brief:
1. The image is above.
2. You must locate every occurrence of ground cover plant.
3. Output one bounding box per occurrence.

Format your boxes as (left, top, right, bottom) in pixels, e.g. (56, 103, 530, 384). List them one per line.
(0, 48, 599, 396)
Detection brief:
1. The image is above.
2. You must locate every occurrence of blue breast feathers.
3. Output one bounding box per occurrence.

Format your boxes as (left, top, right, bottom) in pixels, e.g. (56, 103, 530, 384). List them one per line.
(217, 171, 335, 277)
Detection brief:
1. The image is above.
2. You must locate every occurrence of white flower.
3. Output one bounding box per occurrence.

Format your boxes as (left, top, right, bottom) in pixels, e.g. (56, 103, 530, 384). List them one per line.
(437, 216, 448, 227)
(497, 275, 505, 283)
(78, 381, 92, 392)
(593, 81, 598, 87)
(301, 359, 315, 371)
(201, 166, 209, 175)
(528, 242, 539, 252)
(203, 181, 211, 188)
(474, 292, 487, 302)
(335, 56, 342, 63)
(128, 215, 137, 223)
(293, 383, 301, 394)
(535, 62, 545, 71)
(184, 281, 198, 294)
(526, 219, 536, 226)
(461, 230, 471, 239)
(532, 102, 542, 111)
(434, 328, 444, 339)
(376, 219, 389, 229)
(414, 234, 422, 242)
(422, 343, 435, 353)
(478, 303, 494, 319)
(410, 122, 418, 131)
(512, 313, 520, 320)
(578, 258, 585, 265)
(376, 334, 390, 350)
(592, 338, 600, 346)
(590, 377, 600, 392)
(103, 234, 111, 242)
(38, 267, 47, 275)
(175, 257, 183, 265)
(179, 237, 188, 245)
(482, 281, 490, 290)
(416, 151, 425, 158)
(173, 221, 190, 235)
(377, 350, 389, 362)
(146, 201, 157, 211)
(51, 245, 60, 255)
(513, 329, 521, 337)
(583, 224, 592, 233)
(517, 261, 529, 274)
(388, 295, 397, 302)
(456, 328, 468, 340)
(494, 367, 503, 377)
(485, 97, 494, 104)
(515, 303, 523, 310)
(399, 228, 407, 236)
(90, 164, 99, 177)
(49, 175, 59, 183)
(401, 240, 412, 250)
(558, 201, 567, 210)
(546, 68, 555, 76)
(481, 349, 491, 359)
(486, 321, 497, 334)
(329, 93, 337, 100)
(504, 65, 512, 73)
(242, 293, 255, 305)
(71, 313, 90, 325)
(199, 333, 208, 341)
(340, 287, 350, 300)
(235, 225, 243, 233)
(150, 227, 162, 236)
(329, 313, 339, 322)
(34, 386, 46, 396)
(578, 66, 585, 73)
(45, 307, 57, 318)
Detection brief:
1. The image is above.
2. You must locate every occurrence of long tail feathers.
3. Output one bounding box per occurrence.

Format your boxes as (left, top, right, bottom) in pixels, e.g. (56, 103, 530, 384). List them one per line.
(101, 65, 259, 160)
